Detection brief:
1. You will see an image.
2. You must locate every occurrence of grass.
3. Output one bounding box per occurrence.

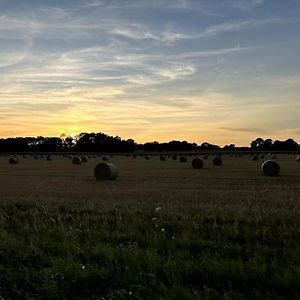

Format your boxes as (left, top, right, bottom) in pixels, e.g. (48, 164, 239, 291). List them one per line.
(0, 154, 299, 299)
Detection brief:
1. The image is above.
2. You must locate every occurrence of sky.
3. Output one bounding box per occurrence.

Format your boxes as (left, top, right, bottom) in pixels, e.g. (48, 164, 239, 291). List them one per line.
(0, 0, 300, 146)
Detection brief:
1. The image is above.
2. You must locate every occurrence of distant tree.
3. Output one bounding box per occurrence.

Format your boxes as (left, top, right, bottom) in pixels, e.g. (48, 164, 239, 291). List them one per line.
(224, 144, 235, 150)
(263, 139, 273, 150)
(250, 138, 265, 150)
(198, 142, 220, 150)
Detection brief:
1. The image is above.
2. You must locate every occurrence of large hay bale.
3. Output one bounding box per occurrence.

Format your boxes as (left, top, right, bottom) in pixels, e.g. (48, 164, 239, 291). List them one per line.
(212, 157, 222, 166)
(192, 158, 204, 169)
(94, 163, 118, 180)
(9, 157, 19, 164)
(72, 156, 82, 165)
(180, 156, 187, 162)
(261, 160, 280, 177)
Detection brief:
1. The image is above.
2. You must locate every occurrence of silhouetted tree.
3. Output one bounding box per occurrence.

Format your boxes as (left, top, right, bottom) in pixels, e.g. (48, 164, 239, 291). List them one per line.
(0, 133, 298, 153)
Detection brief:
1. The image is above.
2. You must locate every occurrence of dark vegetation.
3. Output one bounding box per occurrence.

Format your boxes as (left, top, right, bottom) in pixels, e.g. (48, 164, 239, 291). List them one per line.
(0, 133, 299, 153)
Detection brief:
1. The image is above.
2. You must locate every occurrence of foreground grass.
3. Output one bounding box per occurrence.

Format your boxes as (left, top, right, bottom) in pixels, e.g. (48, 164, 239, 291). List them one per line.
(0, 192, 299, 300)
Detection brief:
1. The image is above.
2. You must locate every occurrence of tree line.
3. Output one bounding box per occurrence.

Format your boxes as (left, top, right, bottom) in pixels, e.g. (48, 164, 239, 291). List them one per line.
(0, 133, 299, 152)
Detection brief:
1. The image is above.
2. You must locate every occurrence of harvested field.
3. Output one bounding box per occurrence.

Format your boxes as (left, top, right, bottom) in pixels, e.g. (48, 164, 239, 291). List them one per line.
(0, 154, 299, 299)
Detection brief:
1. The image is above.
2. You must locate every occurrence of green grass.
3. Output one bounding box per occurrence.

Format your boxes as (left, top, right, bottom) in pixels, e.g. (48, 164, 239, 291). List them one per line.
(0, 154, 299, 299)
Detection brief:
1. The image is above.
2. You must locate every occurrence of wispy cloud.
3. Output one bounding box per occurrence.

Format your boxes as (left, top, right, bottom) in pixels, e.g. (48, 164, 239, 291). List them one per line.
(230, 0, 265, 11)
(219, 127, 270, 134)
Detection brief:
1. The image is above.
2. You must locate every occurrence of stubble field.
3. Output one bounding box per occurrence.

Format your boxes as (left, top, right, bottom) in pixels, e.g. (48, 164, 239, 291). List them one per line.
(0, 154, 299, 299)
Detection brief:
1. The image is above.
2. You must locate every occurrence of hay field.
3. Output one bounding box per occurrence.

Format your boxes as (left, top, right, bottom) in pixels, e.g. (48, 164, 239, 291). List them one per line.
(0, 154, 299, 299)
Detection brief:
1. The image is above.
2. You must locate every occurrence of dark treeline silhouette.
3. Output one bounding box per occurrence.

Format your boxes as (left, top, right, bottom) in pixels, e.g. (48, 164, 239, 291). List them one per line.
(0, 133, 299, 153)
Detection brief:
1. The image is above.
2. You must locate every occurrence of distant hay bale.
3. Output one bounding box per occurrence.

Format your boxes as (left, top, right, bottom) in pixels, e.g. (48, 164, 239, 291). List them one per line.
(102, 156, 108, 161)
(81, 156, 88, 163)
(252, 155, 259, 161)
(192, 158, 204, 169)
(180, 156, 187, 162)
(172, 155, 178, 160)
(272, 155, 277, 159)
(9, 157, 19, 164)
(160, 156, 166, 161)
(72, 156, 82, 165)
(212, 157, 222, 166)
(261, 160, 280, 177)
(145, 156, 150, 160)
(94, 163, 118, 180)
(46, 155, 52, 161)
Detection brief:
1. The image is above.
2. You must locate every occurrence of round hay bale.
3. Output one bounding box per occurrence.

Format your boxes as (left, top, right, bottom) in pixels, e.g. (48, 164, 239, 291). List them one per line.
(94, 163, 118, 180)
(180, 156, 187, 163)
(81, 156, 88, 163)
(9, 157, 19, 164)
(212, 156, 222, 166)
(261, 160, 280, 177)
(46, 155, 52, 161)
(192, 158, 204, 169)
(272, 155, 277, 159)
(145, 156, 150, 160)
(172, 155, 178, 160)
(72, 156, 82, 165)
(252, 155, 259, 161)
(160, 156, 166, 161)
(102, 156, 108, 161)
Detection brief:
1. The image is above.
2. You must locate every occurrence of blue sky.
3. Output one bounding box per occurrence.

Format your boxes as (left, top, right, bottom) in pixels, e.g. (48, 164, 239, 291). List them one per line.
(0, 0, 299, 145)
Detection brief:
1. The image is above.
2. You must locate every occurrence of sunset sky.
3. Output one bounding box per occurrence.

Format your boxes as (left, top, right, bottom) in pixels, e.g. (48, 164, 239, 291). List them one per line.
(0, 0, 299, 146)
